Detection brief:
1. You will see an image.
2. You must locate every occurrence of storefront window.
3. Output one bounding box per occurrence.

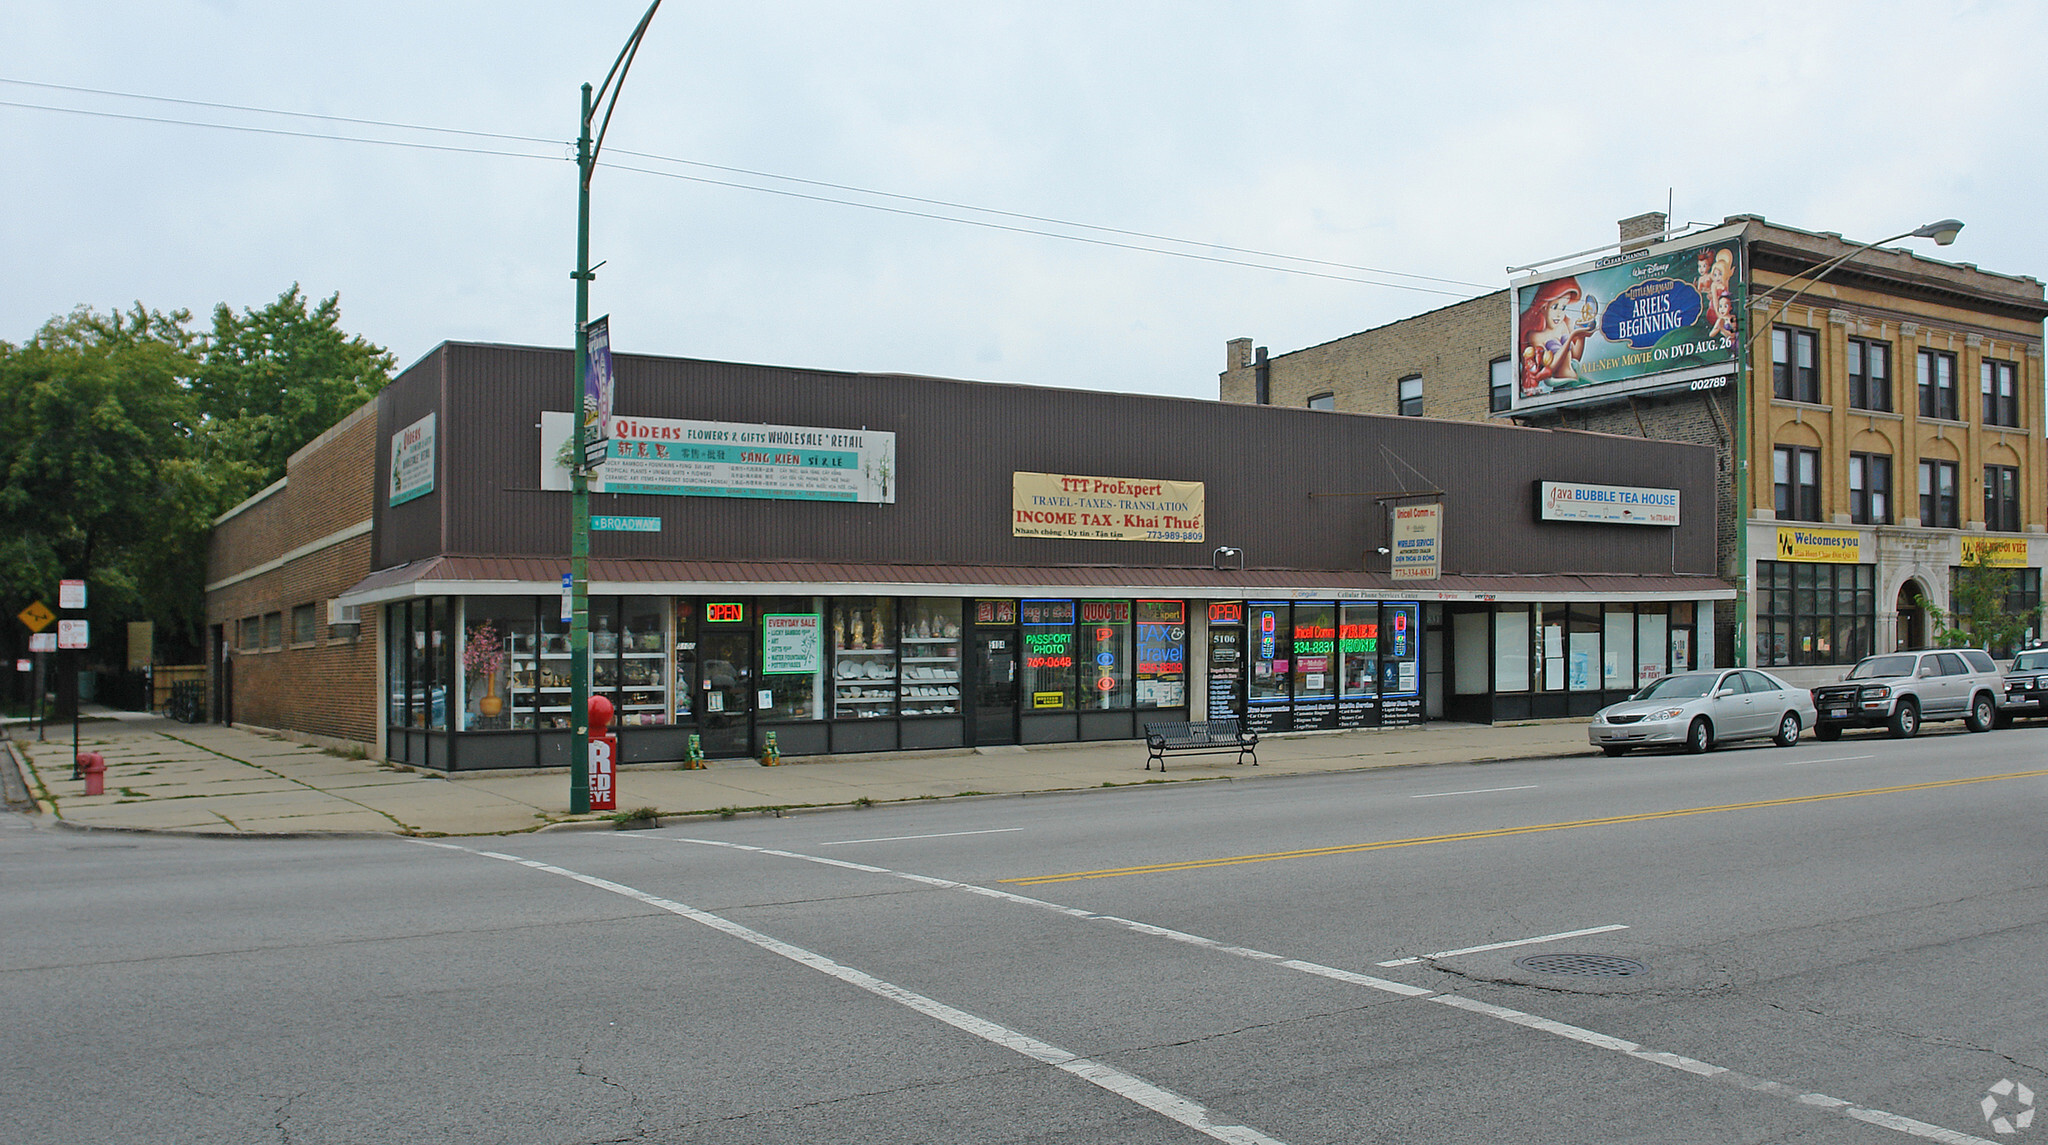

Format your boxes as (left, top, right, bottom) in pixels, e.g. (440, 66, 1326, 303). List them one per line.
(588, 597, 621, 705)
(1077, 600, 1133, 710)
(761, 596, 826, 720)
(1135, 600, 1188, 709)
(533, 605, 574, 729)
(671, 601, 696, 722)
(1636, 605, 1668, 685)
(1602, 607, 1634, 690)
(833, 596, 897, 718)
(1291, 603, 1336, 702)
(1381, 603, 1421, 696)
(615, 596, 669, 727)
(1495, 607, 1532, 692)
(1340, 604, 1378, 697)
(1020, 599, 1077, 711)
(463, 599, 528, 731)
(1247, 603, 1291, 704)
(386, 603, 408, 727)
(1541, 603, 1568, 691)
(900, 598, 962, 717)
(1757, 561, 1874, 667)
(1569, 603, 1600, 691)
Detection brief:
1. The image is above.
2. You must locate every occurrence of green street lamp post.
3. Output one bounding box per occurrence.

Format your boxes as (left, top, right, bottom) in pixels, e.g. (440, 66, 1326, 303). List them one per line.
(1732, 218, 1962, 666)
(569, 1, 661, 813)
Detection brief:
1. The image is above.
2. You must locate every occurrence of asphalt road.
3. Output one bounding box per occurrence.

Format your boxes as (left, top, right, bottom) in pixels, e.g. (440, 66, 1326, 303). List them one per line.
(6, 723, 2047, 1144)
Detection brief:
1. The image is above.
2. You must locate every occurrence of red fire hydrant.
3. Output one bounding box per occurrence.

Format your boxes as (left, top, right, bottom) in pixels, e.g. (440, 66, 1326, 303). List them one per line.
(78, 752, 107, 796)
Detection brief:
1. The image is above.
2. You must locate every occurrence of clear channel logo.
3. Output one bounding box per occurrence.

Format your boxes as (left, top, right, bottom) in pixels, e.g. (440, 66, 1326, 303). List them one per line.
(1983, 1079, 2036, 1134)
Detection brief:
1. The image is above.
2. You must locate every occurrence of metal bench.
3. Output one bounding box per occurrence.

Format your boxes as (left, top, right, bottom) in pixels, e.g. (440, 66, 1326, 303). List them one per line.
(1143, 719, 1259, 771)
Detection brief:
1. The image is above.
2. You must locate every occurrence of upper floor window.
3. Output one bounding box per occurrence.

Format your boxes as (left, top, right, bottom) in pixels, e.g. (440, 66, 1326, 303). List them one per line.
(1306, 392, 1335, 411)
(1982, 359, 2020, 427)
(1918, 349, 1959, 421)
(1489, 358, 1512, 413)
(1773, 445, 1821, 521)
(1985, 464, 2022, 532)
(1847, 337, 1891, 412)
(1397, 375, 1423, 417)
(1919, 458, 1959, 528)
(1849, 452, 1891, 525)
(1773, 326, 1819, 403)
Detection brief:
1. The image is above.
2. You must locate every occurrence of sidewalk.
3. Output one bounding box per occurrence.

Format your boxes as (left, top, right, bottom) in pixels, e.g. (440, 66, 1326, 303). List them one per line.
(1, 711, 1594, 837)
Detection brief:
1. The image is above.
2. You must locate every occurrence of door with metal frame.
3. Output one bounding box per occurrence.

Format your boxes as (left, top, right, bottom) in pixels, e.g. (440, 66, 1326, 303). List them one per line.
(696, 628, 754, 758)
(970, 627, 1018, 746)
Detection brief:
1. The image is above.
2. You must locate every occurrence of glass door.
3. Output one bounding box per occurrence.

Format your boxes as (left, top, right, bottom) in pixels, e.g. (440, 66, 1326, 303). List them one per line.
(697, 627, 754, 758)
(970, 627, 1018, 745)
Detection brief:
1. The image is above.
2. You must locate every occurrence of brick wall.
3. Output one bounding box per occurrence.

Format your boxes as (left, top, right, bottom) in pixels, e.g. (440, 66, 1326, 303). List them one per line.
(205, 400, 381, 750)
(1220, 291, 1509, 420)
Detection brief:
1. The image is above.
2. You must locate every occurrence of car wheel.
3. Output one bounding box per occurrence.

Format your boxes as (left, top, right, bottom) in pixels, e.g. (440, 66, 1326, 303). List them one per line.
(1685, 717, 1712, 754)
(1815, 722, 1841, 742)
(1600, 745, 1630, 757)
(1888, 699, 1919, 739)
(1774, 712, 1801, 747)
(1966, 693, 1995, 733)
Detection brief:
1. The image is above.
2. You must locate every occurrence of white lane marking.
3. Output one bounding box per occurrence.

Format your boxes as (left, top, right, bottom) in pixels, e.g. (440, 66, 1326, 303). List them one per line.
(416, 839, 1287, 1145)
(628, 834, 1999, 1144)
(1783, 755, 1875, 766)
(821, 827, 1025, 846)
(1410, 784, 1539, 799)
(1375, 923, 1629, 967)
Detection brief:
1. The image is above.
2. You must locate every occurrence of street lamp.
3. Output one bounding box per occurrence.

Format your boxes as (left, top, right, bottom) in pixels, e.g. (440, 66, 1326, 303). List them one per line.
(1731, 218, 1963, 667)
(569, 0, 662, 814)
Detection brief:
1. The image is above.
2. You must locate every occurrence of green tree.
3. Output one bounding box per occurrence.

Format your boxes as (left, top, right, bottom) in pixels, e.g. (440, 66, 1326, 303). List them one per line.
(0, 305, 229, 707)
(1914, 550, 2043, 656)
(197, 284, 395, 498)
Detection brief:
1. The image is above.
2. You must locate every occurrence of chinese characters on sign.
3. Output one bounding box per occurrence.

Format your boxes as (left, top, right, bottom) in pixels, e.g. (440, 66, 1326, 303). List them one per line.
(1011, 472, 1205, 542)
(541, 412, 895, 503)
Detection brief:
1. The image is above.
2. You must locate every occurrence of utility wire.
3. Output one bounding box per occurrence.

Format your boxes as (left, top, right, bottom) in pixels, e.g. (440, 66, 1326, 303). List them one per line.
(0, 78, 1493, 297)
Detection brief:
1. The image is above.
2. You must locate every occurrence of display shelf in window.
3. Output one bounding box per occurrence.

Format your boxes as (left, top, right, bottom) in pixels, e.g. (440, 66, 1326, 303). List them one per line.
(832, 648, 898, 718)
(897, 637, 961, 715)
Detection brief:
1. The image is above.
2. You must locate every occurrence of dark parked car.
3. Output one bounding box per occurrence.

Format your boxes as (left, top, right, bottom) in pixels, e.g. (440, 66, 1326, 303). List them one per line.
(1997, 646, 2048, 726)
(1810, 648, 2002, 740)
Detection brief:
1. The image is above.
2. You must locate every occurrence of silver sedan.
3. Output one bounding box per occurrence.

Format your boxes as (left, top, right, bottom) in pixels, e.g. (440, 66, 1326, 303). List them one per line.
(1589, 669, 1818, 756)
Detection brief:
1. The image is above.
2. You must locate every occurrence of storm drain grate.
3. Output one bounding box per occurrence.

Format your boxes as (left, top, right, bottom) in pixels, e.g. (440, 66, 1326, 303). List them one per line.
(1513, 953, 1645, 978)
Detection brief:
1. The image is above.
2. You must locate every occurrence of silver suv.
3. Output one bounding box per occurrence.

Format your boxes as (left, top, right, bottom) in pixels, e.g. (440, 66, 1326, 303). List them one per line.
(1810, 648, 2003, 740)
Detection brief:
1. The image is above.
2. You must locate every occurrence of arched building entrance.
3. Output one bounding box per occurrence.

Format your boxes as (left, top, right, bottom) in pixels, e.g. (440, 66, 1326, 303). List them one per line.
(1895, 579, 1931, 651)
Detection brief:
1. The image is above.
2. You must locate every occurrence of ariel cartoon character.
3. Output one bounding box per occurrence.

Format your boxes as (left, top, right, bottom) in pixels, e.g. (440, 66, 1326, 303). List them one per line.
(1518, 277, 1599, 394)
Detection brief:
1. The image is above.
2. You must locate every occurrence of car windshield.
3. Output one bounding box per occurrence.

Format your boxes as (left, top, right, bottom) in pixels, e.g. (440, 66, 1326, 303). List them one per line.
(1633, 674, 1716, 701)
(1848, 654, 1919, 679)
(2013, 652, 2048, 672)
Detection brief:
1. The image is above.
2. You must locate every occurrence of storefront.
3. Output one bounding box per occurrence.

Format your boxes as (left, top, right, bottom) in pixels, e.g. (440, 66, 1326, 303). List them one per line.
(210, 341, 1731, 767)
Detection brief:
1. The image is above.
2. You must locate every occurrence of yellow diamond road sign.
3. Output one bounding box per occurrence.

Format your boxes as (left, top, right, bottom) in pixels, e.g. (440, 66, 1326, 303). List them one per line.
(17, 601, 54, 633)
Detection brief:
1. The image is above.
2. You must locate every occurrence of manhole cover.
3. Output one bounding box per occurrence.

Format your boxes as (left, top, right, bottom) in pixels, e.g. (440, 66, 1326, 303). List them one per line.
(1513, 953, 1645, 977)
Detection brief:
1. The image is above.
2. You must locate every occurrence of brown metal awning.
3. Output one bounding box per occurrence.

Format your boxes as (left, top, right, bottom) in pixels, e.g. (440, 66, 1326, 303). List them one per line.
(338, 556, 1731, 606)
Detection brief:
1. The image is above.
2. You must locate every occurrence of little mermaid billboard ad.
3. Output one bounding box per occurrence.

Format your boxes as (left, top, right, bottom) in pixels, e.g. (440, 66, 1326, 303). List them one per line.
(1509, 225, 1746, 412)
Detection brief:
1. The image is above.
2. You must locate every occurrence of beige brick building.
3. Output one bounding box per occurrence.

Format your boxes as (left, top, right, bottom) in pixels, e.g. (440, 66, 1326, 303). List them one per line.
(1221, 213, 2048, 682)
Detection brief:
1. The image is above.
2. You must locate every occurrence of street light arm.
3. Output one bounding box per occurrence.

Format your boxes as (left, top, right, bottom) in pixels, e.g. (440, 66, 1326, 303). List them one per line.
(587, 0, 663, 174)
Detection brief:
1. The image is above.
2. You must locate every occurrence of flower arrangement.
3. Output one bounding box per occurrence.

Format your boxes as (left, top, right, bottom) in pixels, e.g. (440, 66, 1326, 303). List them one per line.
(463, 622, 506, 679)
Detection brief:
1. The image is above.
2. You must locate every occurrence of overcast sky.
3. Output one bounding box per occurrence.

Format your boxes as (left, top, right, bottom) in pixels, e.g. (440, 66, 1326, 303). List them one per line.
(6, 2, 2045, 401)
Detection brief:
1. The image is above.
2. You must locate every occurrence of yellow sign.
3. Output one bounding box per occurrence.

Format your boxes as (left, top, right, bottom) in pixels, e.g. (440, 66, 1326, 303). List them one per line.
(1013, 472, 1205, 543)
(1775, 526, 1862, 564)
(16, 601, 53, 633)
(1962, 536, 2030, 568)
(1033, 691, 1065, 709)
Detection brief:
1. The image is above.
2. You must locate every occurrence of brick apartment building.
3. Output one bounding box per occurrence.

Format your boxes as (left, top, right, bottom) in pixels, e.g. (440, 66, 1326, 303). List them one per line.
(1221, 213, 2048, 683)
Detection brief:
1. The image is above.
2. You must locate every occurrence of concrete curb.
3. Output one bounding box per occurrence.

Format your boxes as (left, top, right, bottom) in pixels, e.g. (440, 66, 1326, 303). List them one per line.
(0, 738, 37, 812)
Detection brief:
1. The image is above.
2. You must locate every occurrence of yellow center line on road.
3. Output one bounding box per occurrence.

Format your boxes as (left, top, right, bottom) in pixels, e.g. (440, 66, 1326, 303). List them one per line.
(1000, 767, 2048, 886)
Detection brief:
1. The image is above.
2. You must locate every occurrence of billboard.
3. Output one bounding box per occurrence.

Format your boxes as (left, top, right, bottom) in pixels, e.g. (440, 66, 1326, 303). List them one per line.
(541, 411, 894, 502)
(1511, 224, 1745, 413)
(1012, 472, 1205, 542)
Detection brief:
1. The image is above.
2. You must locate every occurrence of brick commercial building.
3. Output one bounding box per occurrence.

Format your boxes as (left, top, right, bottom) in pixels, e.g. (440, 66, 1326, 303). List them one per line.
(202, 342, 1728, 766)
(1221, 213, 2048, 683)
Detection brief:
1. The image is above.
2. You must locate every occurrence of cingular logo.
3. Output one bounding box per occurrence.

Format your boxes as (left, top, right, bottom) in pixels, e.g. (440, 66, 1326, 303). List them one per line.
(1983, 1079, 2036, 1134)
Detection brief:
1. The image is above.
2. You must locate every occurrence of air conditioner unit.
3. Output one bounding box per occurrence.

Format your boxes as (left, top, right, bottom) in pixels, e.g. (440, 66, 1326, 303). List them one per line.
(328, 600, 361, 626)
